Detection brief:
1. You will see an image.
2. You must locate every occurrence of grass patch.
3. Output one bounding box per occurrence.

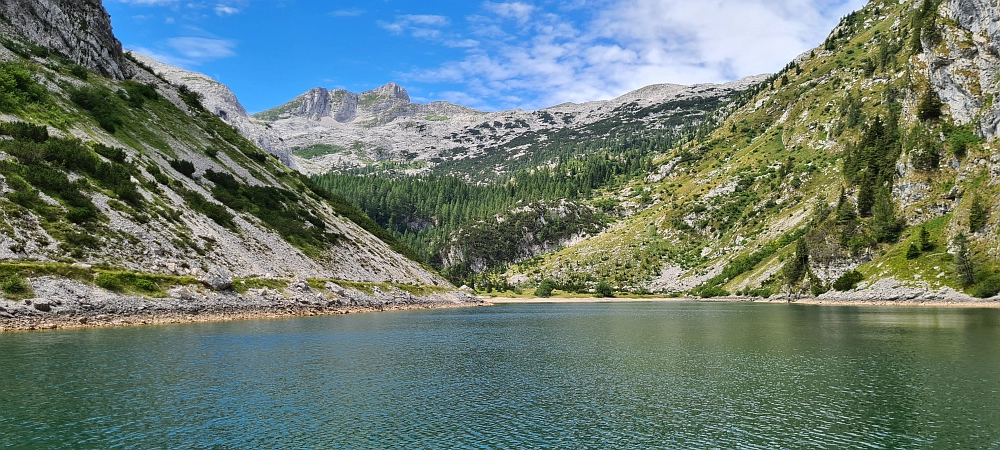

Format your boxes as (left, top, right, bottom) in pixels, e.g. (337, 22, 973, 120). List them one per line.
(292, 144, 346, 159)
(93, 271, 198, 297)
(233, 278, 289, 294)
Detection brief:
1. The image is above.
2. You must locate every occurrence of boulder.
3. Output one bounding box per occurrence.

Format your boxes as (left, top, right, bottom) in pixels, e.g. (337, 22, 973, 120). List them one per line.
(201, 268, 233, 291)
(32, 300, 52, 312)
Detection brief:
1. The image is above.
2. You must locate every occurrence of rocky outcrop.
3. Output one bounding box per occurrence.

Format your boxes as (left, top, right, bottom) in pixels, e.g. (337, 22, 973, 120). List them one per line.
(0, 0, 130, 79)
(931, 0, 1000, 138)
(128, 52, 296, 168)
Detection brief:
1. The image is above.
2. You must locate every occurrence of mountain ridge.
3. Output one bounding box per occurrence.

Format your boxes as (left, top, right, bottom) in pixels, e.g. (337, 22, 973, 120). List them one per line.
(256, 75, 768, 177)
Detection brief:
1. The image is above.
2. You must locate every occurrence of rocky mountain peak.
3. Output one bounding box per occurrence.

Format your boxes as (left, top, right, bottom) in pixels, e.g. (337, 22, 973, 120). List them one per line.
(0, 0, 130, 79)
(369, 82, 410, 102)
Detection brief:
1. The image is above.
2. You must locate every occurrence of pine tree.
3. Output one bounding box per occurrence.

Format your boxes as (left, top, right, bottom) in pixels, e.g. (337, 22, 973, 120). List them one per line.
(872, 186, 903, 243)
(919, 226, 933, 251)
(953, 233, 975, 287)
(783, 239, 810, 295)
(906, 243, 921, 260)
(969, 194, 989, 233)
(917, 86, 943, 121)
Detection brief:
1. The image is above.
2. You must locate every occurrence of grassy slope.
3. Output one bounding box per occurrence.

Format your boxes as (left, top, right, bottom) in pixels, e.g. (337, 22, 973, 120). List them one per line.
(512, 0, 999, 297)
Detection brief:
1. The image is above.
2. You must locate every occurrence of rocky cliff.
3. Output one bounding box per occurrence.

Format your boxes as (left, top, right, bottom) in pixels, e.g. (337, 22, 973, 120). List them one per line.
(0, 0, 130, 79)
(933, 0, 1000, 138)
(128, 52, 296, 168)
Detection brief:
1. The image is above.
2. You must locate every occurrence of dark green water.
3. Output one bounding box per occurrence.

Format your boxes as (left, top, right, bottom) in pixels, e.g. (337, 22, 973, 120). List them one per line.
(2, 303, 999, 449)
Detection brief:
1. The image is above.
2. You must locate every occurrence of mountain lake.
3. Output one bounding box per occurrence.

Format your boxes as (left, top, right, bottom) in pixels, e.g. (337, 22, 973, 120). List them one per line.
(2, 302, 999, 448)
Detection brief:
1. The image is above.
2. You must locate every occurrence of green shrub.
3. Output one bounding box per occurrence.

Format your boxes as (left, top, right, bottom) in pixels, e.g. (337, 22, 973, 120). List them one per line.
(696, 286, 731, 298)
(906, 243, 922, 260)
(169, 159, 196, 178)
(832, 270, 864, 291)
(536, 279, 556, 298)
(95, 273, 124, 292)
(120, 80, 160, 108)
(68, 85, 128, 133)
(974, 276, 1000, 299)
(1, 274, 33, 298)
(68, 64, 89, 80)
(595, 280, 614, 298)
(0, 121, 49, 142)
(0, 62, 48, 112)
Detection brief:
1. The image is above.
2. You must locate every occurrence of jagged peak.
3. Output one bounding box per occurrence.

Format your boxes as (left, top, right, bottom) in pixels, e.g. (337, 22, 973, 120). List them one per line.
(364, 82, 410, 103)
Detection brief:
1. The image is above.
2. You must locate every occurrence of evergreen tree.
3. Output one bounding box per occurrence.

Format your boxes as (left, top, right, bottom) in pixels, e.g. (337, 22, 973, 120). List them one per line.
(872, 186, 903, 243)
(969, 194, 989, 233)
(783, 239, 810, 294)
(906, 243, 922, 260)
(917, 86, 943, 121)
(953, 233, 975, 287)
(919, 226, 933, 251)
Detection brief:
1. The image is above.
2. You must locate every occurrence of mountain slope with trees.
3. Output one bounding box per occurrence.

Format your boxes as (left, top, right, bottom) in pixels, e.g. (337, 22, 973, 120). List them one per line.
(507, 0, 1000, 300)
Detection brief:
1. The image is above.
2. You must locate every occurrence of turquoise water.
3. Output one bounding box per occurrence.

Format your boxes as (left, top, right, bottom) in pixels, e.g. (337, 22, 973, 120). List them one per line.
(1, 302, 999, 449)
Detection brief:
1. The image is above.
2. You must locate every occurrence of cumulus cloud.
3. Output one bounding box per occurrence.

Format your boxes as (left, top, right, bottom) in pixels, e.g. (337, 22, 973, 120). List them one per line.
(406, 0, 867, 110)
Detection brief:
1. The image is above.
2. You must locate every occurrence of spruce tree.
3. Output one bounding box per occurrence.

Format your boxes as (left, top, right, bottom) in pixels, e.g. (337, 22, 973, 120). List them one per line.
(919, 226, 933, 251)
(969, 194, 989, 233)
(917, 86, 943, 121)
(872, 186, 903, 243)
(953, 233, 975, 287)
(783, 239, 810, 294)
(906, 243, 921, 260)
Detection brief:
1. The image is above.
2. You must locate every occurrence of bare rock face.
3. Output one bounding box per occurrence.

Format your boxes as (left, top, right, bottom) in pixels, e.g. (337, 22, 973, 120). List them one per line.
(128, 52, 296, 168)
(0, 0, 130, 79)
(934, 0, 1000, 138)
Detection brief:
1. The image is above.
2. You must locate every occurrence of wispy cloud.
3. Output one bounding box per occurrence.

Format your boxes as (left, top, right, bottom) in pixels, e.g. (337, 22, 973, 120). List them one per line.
(379, 14, 451, 37)
(168, 37, 237, 60)
(132, 36, 237, 68)
(215, 4, 240, 16)
(405, 0, 866, 110)
(330, 8, 365, 17)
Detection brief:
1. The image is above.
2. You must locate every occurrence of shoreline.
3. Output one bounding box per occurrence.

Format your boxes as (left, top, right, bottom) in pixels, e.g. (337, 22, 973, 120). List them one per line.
(0, 301, 488, 333)
(486, 296, 1000, 309)
(0, 276, 488, 333)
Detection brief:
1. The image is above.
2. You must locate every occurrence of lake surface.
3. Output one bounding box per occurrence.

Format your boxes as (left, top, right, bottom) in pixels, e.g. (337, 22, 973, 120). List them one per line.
(2, 302, 999, 449)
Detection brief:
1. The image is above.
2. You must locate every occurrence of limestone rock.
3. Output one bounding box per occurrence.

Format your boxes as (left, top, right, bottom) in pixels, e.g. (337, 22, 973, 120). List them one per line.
(0, 0, 130, 79)
(202, 268, 233, 291)
(127, 52, 296, 168)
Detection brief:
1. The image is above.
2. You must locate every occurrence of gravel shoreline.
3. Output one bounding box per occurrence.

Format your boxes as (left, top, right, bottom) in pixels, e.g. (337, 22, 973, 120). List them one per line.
(0, 277, 487, 332)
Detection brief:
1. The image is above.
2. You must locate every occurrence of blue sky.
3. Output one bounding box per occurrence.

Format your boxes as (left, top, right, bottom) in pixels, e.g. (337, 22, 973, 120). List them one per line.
(105, 0, 868, 113)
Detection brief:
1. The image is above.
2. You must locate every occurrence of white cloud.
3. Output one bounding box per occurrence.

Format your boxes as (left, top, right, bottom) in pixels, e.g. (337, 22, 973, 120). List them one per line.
(379, 14, 451, 37)
(215, 4, 240, 16)
(133, 37, 236, 68)
(168, 37, 237, 60)
(483, 2, 536, 23)
(408, 0, 867, 110)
